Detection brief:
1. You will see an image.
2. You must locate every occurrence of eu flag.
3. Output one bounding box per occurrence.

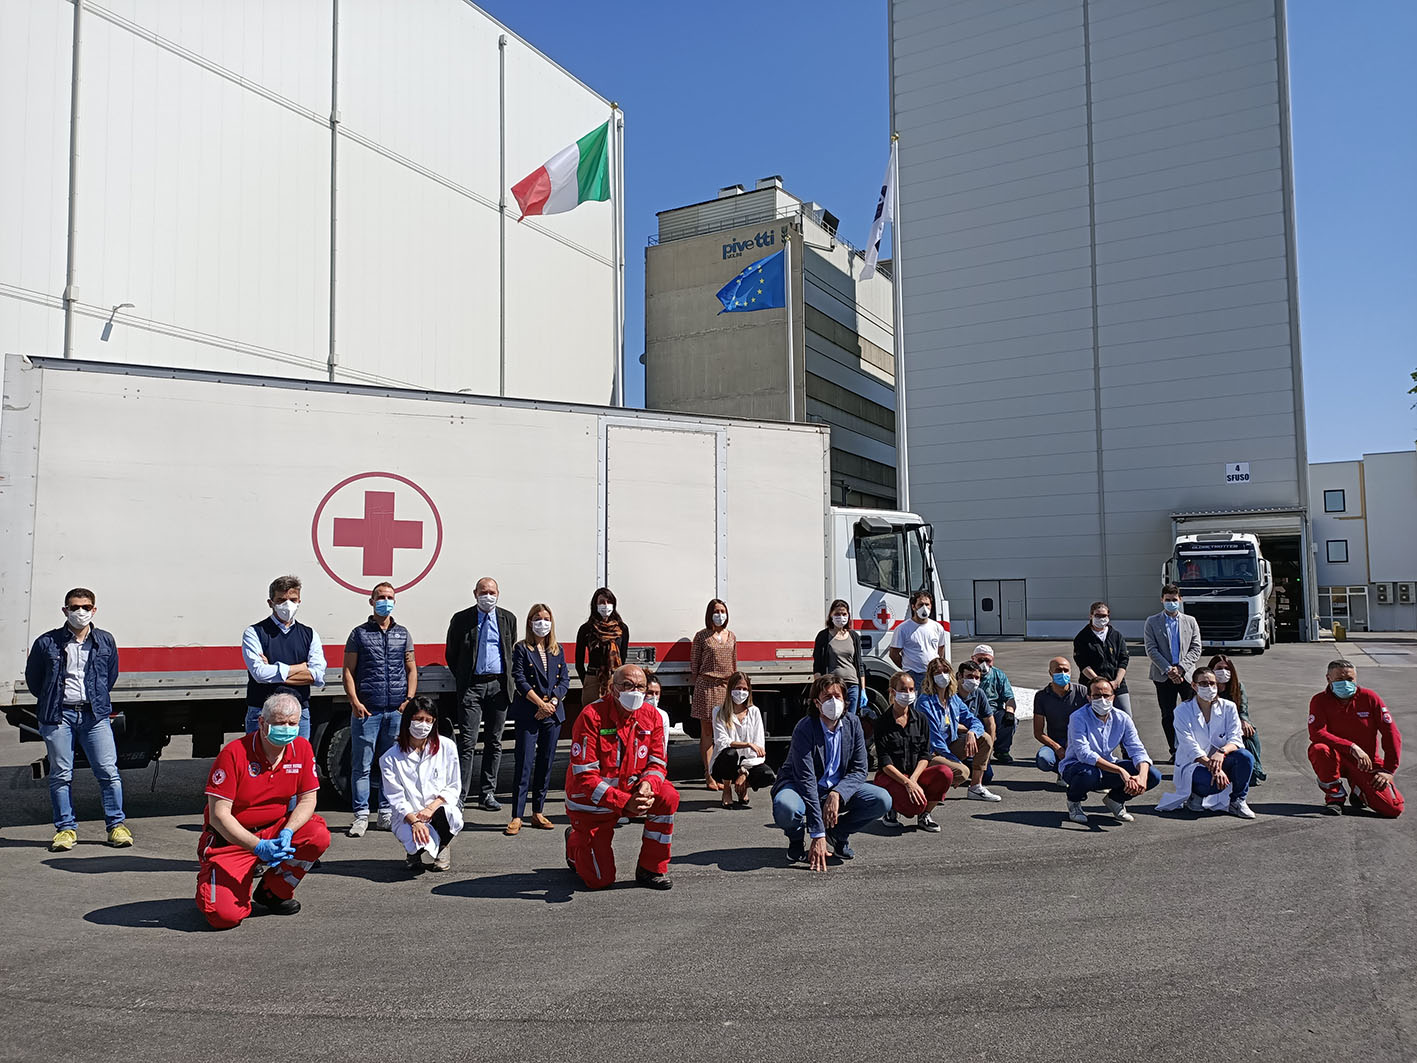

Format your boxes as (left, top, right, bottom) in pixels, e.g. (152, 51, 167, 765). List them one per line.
(715, 249, 786, 313)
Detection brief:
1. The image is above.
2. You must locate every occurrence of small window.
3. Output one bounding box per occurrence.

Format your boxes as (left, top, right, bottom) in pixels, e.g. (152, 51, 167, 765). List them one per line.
(1326, 540, 1349, 563)
(1323, 489, 1345, 513)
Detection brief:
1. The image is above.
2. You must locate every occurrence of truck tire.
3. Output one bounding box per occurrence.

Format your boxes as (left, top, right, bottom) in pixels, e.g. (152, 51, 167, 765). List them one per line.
(316, 718, 353, 808)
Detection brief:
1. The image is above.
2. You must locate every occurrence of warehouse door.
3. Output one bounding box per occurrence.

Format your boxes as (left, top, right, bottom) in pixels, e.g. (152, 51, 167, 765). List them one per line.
(974, 581, 1000, 636)
(605, 425, 719, 649)
(1000, 580, 1027, 635)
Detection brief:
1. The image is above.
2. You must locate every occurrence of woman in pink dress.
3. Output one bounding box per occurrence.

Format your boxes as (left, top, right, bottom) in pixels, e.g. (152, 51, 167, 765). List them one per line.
(690, 599, 737, 791)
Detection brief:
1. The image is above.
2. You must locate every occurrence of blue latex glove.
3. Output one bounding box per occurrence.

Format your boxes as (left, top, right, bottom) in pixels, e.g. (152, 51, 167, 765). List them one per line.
(253, 838, 293, 864)
(277, 828, 294, 852)
(858, 690, 869, 710)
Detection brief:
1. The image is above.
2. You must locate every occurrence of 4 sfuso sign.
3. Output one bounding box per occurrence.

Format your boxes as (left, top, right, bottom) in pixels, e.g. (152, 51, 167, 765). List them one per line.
(1225, 462, 1251, 484)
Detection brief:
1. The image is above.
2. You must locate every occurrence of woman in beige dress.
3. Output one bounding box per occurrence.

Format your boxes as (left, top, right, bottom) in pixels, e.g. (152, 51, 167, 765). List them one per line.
(690, 598, 737, 790)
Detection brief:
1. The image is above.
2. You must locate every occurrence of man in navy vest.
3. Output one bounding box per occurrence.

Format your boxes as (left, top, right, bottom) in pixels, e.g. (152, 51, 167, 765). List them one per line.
(242, 575, 327, 739)
(445, 576, 517, 811)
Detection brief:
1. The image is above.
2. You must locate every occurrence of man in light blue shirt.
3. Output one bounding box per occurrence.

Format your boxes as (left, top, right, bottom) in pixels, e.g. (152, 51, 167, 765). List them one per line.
(445, 577, 517, 811)
(241, 575, 327, 739)
(1143, 584, 1202, 759)
(1060, 678, 1160, 826)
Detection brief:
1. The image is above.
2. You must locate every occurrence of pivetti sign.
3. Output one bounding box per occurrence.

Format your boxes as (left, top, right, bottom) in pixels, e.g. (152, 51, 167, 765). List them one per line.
(723, 229, 776, 260)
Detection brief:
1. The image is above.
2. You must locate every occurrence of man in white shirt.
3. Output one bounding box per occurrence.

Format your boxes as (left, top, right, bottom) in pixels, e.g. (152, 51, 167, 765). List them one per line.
(888, 590, 947, 690)
(1156, 667, 1256, 819)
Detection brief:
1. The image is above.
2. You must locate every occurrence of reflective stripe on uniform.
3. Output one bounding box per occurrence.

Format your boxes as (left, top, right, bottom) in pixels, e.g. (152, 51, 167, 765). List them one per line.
(644, 830, 672, 844)
(566, 798, 614, 814)
(648, 757, 667, 768)
(646, 814, 674, 824)
(571, 762, 597, 774)
(591, 781, 611, 804)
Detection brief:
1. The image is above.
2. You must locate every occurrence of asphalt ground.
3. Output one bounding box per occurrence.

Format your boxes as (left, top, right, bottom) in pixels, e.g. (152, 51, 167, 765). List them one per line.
(1, 637, 1413, 1062)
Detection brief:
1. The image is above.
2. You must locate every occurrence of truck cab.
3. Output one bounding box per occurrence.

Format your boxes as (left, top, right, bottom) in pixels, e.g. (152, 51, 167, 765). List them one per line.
(1163, 532, 1273, 653)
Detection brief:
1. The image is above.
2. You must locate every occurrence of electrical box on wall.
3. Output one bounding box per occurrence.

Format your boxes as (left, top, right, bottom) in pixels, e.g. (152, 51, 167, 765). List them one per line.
(1375, 583, 1392, 604)
(1399, 583, 1416, 605)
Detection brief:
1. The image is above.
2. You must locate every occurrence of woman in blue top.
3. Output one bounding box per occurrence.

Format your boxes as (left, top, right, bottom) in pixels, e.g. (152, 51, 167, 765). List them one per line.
(915, 657, 1001, 802)
(506, 603, 570, 836)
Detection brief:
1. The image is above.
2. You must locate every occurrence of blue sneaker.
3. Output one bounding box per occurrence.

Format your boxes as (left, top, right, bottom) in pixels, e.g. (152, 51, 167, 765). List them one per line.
(828, 833, 855, 860)
(786, 834, 806, 863)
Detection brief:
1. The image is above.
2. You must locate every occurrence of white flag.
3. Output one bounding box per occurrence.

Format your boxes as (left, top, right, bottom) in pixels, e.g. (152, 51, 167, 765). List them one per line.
(860, 140, 896, 281)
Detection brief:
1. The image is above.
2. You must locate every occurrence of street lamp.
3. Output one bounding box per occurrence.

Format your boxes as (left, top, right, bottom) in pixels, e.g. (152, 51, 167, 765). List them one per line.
(100, 302, 135, 342)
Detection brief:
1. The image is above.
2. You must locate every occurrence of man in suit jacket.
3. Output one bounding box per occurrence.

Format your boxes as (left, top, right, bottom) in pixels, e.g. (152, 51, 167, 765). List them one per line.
(771, 675, 891, 871)
(445, 576, 518, 811)
(1142, 584, 1202, 759)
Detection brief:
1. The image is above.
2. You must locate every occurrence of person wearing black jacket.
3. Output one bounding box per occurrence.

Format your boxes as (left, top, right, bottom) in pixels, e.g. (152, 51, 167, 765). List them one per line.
(574, 587, 630, 707)
(812, 599, 867, 714)
(445, 577, 518, 811)
(1072, 601, 1132, 715)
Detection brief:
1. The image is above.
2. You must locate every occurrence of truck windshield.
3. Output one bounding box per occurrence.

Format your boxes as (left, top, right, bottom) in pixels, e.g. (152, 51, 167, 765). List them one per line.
(856, 525, 928, 597)
(1176, 551, 1258, 587)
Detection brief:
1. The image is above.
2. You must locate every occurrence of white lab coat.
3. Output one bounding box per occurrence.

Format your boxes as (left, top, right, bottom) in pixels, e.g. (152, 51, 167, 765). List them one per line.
(379, 739, 464, 855)
(712, 705, 766, 767)
(1156, 697, 1245, 812)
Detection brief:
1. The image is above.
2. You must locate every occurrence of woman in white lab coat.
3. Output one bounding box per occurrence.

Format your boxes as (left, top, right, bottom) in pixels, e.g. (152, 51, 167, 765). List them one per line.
(378, 696, 464, 872)
(1156, 667, 1256, 820)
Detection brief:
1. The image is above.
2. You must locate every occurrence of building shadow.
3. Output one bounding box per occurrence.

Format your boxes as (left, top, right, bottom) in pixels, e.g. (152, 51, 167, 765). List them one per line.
(430, 868, 577, 904)
(970, 809, 1109, 832)
(83, 897, 210, 933)
(1250, 801, 1345, 818)
(995, 778, 1069, 793)
(43, 855, 193, 874)
(309, 858, 414, 884)
(673, 845, 787, 873)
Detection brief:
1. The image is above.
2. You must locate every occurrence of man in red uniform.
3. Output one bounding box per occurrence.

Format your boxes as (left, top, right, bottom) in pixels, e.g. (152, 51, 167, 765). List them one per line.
(197, 693, 332, 928)
(1308, 658, 1403, 817)
(564, 664, 677, 890)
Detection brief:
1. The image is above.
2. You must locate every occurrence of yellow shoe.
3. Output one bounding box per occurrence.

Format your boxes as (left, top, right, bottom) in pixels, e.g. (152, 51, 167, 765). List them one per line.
(107, 825, 134, 848)
(49, 829, 77, 852)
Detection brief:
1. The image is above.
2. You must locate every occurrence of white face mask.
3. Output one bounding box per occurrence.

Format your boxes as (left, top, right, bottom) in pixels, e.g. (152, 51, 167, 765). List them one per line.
(975, 661, 992, 675)
(894, 690, 915, 706)
(1214, 668, 1232, 684)
(915, 606, 931, 620)
(617, 689, 645, 712)
(65, 607, 93, 630)
(531, 619, 552, 638)
(1195, 685, 1218, 702)
(831, 614, 849, 629)
(818, 696, 845, 722)
(1090, 696, 1113, 717)
(712, 612, 727, 628)
(597, 602, 614, 619)
(645, 694, 659, 707)
(730, 688, 750, 705)
(409, 720, 434, 740)
(1092, 615, 1109, 628)
(933, 673, 950, 688)
(273, 600, 299, 623)
(476, 593, 498, 612)
(960, 677, 979, 693)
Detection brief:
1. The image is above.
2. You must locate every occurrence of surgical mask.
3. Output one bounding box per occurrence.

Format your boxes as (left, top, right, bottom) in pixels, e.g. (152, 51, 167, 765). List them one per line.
(1330, 679, 1357, 699)
(730, 688, 750, 705)
(712, 612, 727, 627)
(1091, 615, 1109, 628)
(894, 690, 915, 706)
(477, 593, 498, 612)
(273, 600, 299, 623)
(831, 614, 849, 629)
(1195, 685, 1218, 701)
(933, 673, 950, 688)
(1214, 668, 1232, 684)
(409, 720, 434, 740)
(1052, 672, 1070, 687)
(819, 696, 845, 722)
(1090, 697, 1113, 717)
(645, 694, 660, 707)
(531, 619, 552, 638)
(65, 607, 93, 629)
(1163, 600, 1181, 614)
(266, 723, 299, 747)
(960, 677, 979, 694)
(976, 661, 992, 674)
(597, 602, 614, 619)
(915, 606, 930, 619)
(373, 599, 395, 618)
(617, 689, 645, 712)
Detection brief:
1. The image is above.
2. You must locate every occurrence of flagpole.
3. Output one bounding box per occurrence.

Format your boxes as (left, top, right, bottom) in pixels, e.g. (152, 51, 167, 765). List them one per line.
(784, 233, 794, 421)
(610, 103, 625, 407)
(890, 132, 910, 510)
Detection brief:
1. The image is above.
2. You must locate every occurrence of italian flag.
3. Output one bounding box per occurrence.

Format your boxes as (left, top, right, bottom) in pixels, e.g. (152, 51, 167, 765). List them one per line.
(511, 121, 611, 219)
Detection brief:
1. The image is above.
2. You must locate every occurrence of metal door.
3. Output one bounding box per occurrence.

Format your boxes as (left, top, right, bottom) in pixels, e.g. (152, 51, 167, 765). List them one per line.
(1001, 579, 1027, 636)
(973, 580, 1001, 636)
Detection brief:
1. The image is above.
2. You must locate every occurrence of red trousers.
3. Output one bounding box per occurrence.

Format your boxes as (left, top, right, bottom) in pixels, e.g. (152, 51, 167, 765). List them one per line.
(874, 764, 956, 817)
(566, 783, 679, 890)
(1308, 742, 1404, 818)
(196, 815, 331, 929)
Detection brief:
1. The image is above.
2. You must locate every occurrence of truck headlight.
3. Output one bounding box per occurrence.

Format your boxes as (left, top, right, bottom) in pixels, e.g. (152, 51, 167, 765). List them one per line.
(1244, 618, 1261, 638)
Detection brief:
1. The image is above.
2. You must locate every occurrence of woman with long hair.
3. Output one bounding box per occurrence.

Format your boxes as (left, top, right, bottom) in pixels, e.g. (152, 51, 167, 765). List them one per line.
(813, 598, 866, 714)
(690, 598, 737, 790)
(378, 697, 463, 873)
(1208, 654, 1264, 782)
(507, 603, 570, 835)
(710, 672, 776, 808)
(872, 672, 955, 832)
(575, 587, 629, 707)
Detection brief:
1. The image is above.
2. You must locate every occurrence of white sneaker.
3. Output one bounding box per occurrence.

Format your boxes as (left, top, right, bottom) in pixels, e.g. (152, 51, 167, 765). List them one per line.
(1228, 798, 1256, 820)
(433, 845, 451, 870)
(1102, 796, 1134, 823)
(376, 809, 393, 831)
(1066, 801, 1089, 825)
(967, 785, 1002, 802)
(1183, 794, 1205, 813)
(347, 815, 369, 838)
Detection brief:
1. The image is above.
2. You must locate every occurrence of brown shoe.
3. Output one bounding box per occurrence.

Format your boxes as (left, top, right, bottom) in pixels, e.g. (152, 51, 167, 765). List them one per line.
(530, 812, 554, 830)
(504, 818, 522, 836)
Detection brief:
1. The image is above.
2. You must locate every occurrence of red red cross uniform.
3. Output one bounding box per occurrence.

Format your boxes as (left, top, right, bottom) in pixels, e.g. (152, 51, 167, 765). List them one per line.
(1307, 687, 1403, 818)
(564, 694, 677, 889)
(196, 734, 331, 928)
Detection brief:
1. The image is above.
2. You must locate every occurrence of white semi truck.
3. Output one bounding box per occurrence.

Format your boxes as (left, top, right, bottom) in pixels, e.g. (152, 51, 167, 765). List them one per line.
(0, 355, 947, 797)
(1162, 532, 1273, 653)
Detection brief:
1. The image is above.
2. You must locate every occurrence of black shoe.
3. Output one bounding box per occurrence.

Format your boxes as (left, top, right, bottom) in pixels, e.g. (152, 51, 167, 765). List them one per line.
(883, 809, 899, 825)
(1349, 790, 1369, 812)
(405, 853, 426, 875)
(786, 835, 806, 863)
(918, 812, 941, 833)
(252, 885, 301, 915)
(1321, 801, 1345, 816)
(478, 796, 502, 812)
(635, 865, 673, 890)
(993, 751, 1014, 765)
(828, 833, 855, 860)
(565, 826, 577, 872)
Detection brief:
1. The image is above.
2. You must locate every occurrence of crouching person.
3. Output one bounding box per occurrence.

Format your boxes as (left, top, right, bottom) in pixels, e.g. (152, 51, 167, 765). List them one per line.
(380, 697, 463, 872)
(1059, 679, 1160, 826)
(1155, 668, 1255, 819)
(564, 665, 678, 890)
(1308, 659, 1403, 817)
(772, 675, 891, 870)
(197, 693, 330, 929)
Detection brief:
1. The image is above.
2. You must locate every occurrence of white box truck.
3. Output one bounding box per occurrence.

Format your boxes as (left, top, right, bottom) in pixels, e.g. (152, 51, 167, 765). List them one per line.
(1163, 532, 1273, 653)
(0, 355, 948, 797)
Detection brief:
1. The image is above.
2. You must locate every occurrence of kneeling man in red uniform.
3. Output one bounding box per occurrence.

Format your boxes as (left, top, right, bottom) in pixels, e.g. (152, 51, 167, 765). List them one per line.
(565, 664, 677, 890)
(1308, 658, 1403, 817)
(197, 692, 331, 928)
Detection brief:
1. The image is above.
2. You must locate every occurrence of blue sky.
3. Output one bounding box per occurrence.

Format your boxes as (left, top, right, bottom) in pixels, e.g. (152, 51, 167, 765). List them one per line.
(482, 1, 1416, 462)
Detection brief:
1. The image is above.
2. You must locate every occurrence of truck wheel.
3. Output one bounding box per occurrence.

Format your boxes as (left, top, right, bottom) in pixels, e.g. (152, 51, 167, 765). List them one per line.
(317, 719, 353, 808)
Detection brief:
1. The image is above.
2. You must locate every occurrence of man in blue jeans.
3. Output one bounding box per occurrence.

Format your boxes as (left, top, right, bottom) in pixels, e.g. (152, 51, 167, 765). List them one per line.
(343, 582, 418, 836)
(771, 675, 891, 871)
(25, 587, 132, 852)
(1059, 678, 1160, 826)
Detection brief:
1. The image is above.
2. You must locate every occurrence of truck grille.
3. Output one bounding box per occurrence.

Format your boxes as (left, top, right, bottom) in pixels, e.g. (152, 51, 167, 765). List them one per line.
(1186, 602, 1250, 642)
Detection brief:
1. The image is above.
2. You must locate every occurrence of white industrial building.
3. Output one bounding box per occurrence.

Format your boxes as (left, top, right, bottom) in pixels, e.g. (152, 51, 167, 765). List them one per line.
(1310, 449, 1417, 632)
(0, 0, 621, 403)
(889, 0, 1316, 639)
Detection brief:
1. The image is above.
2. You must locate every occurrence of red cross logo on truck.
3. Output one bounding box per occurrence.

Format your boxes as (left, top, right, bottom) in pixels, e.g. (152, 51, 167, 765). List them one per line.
(311, 472, 444, 594)
(872, 602, 895, 631)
